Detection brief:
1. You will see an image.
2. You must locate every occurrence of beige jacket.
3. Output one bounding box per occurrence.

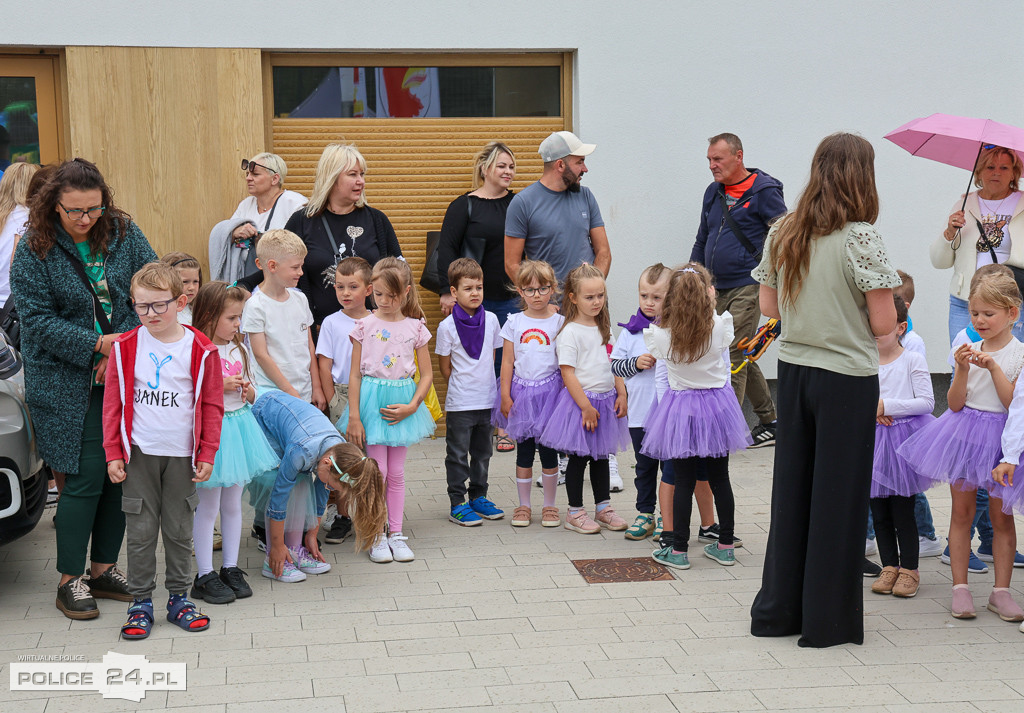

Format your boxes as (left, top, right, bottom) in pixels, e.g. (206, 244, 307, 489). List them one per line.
(930, 191, 1024, 300)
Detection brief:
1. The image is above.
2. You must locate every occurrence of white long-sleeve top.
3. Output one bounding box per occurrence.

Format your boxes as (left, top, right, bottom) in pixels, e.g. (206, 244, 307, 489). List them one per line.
(879, 349, 934, 418)
(1001, 377, 1024, 465)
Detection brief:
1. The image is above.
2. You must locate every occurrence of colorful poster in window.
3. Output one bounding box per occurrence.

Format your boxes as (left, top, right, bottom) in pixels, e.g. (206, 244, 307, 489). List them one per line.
(375, 68, 440, 118)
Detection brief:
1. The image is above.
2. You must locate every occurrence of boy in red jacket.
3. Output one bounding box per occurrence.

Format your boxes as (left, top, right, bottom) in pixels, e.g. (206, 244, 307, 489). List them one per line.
(103, 262, 224, 640)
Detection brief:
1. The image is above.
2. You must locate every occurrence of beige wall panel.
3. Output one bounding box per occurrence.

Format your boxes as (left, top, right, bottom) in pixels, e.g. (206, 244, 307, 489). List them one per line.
(65, 47, 263, 270)
(273, 116, 563, 419)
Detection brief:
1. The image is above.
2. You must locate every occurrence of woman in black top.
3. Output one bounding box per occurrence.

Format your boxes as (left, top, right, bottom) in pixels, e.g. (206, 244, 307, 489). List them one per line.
(287, 143, 402, 326)
(437, 142, 518, 319)
(437, 142, 518, 450)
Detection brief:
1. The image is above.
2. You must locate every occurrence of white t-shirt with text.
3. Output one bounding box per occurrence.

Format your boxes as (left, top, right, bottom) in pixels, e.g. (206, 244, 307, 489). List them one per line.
(132, 327, 195, 458)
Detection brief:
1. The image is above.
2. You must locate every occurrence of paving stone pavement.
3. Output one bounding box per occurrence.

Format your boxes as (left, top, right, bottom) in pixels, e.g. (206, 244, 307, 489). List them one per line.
(3, 438, 1024, 712)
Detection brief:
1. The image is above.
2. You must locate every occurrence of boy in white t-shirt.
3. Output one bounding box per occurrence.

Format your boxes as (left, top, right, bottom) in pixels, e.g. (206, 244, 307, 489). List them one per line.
(315, 256, 372, 545)
(102, 262, 224, 639)
(317, 257, 372, 423)
(242, 229, 325, 409)
(436, 259, 504, 526)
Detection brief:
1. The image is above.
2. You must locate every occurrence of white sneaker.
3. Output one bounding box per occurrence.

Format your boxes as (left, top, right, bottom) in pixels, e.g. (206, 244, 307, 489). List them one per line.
(321, 503, 338, 530)
(865, 538, 878, 556)
(369, 534, 393, 563)
(536, 459, 568, 488)
(289, 546, 332, 575)
(608, 454, 623, 492)
(918, 535, 944, 558)
(262, 557, 306, 583)
(388, 533, 415, 562)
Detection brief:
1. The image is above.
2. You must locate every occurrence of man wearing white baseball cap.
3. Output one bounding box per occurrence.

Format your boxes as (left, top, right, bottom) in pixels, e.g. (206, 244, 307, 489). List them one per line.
(504, 131, 611, 284)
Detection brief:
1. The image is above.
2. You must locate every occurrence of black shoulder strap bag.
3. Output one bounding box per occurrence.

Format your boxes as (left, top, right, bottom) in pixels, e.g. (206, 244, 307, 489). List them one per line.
(718, 191, 761, 259)
(54, 242, 115, 335)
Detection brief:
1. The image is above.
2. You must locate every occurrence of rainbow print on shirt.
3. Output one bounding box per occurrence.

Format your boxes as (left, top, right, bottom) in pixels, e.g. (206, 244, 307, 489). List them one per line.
(520, 328, 552, 345)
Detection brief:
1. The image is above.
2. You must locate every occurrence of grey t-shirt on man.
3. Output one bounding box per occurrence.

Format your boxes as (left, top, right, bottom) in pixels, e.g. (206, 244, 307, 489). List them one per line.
(505, 181, 604, 282)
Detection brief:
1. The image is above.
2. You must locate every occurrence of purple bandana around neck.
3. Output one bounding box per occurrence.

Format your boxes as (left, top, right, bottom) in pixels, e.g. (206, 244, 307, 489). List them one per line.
(618, 308, 653, 335)
(452, 302, 485, 360)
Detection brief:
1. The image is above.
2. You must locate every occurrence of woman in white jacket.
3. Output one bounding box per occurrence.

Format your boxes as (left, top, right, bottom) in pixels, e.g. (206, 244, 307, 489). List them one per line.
(209, 152, 306, 283)
(931, 145, 1024, 343)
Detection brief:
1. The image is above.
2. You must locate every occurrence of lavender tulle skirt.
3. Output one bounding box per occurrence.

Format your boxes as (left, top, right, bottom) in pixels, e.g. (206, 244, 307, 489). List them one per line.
(641, 384, 752, 460)
(871, 414, 935, 498)
(538, 387, 630, 458)
(897, 407, 1012, 492)
(491, 371, 563, 442)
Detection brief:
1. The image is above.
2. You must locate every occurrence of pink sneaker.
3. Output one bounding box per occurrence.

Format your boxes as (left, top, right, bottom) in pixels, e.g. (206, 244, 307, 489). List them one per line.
(987, 590, 1024, 622)
(595, 506, 627, 531)
(564, 509, 600, 534)
(951, 587, 975, 619)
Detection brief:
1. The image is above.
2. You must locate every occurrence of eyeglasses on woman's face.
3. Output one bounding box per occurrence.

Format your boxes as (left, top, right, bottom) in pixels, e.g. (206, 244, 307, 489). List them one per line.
(58, 203, 105, 221)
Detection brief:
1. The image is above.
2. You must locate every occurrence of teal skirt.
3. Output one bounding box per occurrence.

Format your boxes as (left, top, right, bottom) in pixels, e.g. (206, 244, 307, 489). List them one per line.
(200, 404, 279, 489)
(339, 376, 435, 447)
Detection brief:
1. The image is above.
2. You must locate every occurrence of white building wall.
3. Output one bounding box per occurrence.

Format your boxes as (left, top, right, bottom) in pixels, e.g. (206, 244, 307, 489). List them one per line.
(12, 0, 1024, 375)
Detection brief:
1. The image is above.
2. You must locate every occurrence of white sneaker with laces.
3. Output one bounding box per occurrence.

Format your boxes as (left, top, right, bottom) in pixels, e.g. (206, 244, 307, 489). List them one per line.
(865, 538, 878, 556)
(918, 535, 944, 558)
(608, 454, 623, 492)
(388, 533, 415, 562)
(321, 503, 338, 530)
(289, 546, 332, 574)
(369, 534, 393, 563)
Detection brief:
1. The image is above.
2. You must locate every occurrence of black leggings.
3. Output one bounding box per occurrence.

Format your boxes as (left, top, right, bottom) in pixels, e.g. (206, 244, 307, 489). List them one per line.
(869, 495, 919, 571)
(516, 438, 559, 470)
(671, 455, 734, 551)
(565, 455, 610, 508)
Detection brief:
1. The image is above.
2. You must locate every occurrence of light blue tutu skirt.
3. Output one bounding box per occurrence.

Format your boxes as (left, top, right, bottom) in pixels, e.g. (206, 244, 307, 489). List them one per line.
(200, 404, 280, 489)
(339, 376, 436, 447)
(244, 469, 319, 532)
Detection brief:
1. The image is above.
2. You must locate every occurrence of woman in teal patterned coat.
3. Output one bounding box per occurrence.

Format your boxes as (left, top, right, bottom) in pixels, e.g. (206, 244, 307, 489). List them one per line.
(11, 158, 157, 620)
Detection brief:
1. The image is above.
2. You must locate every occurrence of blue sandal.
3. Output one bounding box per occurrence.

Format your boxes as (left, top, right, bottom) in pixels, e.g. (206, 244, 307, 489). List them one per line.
(166, 596, 210, 632)
(121, 600, 154, 640)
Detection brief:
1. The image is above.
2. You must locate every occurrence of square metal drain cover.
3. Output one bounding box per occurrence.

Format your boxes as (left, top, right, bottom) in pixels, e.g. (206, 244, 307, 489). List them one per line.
(571, 557, 676, 583)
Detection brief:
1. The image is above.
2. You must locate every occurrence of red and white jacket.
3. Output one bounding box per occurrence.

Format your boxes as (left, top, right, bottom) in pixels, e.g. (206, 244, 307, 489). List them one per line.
(102, 325, 224, 467)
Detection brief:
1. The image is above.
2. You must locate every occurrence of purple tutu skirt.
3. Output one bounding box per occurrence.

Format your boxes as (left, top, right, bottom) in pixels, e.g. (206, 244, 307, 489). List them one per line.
(897, 407, 1012, 492)
(871, 414, 936, 498)
(491, 371, 563, 442)
(640, 384, 752, 460)
(537, 387, 631, 458)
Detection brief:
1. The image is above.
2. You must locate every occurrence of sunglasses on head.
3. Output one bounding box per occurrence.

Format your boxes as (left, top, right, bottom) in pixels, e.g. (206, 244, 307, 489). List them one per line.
(241, 159, 277, 175)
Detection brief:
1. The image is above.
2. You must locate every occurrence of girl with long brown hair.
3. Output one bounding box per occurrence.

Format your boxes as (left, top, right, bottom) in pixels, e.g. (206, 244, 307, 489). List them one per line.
(189, 282, 279, 603)
(749, 133, 900, 648)
(538, 263, 630, 534)
(640, 263, 751, 570)
(251, 391, 387, 582)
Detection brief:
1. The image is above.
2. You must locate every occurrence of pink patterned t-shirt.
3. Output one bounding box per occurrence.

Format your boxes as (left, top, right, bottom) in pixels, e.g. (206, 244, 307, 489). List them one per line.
(350, 314, 431, 379)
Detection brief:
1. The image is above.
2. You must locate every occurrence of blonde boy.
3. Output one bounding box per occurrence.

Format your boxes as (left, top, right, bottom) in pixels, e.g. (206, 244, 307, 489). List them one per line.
(242, 229, 325, 408)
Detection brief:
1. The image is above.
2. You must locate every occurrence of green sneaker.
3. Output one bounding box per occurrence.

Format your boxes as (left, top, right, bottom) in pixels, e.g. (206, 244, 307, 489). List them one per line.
(652, 546, 690, 570)
(651, 516, 663, 541)
(624, 513, 655, 541)
(703, 542, 736, 566)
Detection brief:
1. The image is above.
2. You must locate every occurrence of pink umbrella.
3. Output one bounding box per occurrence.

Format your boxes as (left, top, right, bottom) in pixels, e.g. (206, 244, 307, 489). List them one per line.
(884, 113, 1024, 229)
(884, 113, 1024, 169)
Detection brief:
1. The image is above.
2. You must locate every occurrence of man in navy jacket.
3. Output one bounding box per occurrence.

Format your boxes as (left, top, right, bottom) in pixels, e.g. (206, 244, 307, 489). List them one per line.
(691, 133, 787, 448)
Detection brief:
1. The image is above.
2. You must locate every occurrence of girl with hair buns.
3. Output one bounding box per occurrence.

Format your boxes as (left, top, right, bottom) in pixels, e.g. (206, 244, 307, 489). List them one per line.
(250, 391, 387, 583)
(749, 133, 901, 648)
(900, 268, 1024, 622)
(641, 263, 751, 570)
